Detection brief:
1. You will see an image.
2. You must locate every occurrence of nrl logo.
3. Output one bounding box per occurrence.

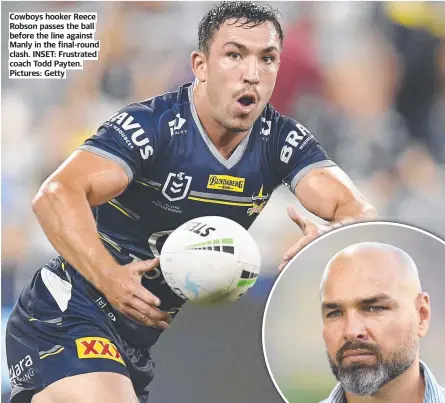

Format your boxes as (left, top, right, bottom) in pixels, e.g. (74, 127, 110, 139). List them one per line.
(247, 186, 270, 216)
(162, 172, 192, 202)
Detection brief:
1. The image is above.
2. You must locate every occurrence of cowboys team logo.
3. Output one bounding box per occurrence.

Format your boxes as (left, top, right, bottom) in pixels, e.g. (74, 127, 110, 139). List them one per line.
(162, 172, 192, 202)
(247, 186, 270, 216)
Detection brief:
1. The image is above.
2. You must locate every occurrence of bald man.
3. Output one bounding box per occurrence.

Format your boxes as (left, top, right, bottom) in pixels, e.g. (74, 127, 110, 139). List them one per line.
(319, 242, 445, 403)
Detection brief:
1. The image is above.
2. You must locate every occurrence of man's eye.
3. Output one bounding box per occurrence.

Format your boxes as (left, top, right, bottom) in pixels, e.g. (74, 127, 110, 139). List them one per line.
(327, 310, 342, 319)
(228, 52, 241, 60)
(263, 56, 274, 63)
(366, 306, 387, 313)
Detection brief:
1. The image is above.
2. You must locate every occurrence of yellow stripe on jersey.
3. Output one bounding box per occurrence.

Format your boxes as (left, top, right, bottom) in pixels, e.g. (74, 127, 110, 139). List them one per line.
(135, 180, 160, 191)
(107, 201, 133, 219)
(188, 196, 253, 207)
(98, 233, 122, 252)
(40, 347, 65, 360)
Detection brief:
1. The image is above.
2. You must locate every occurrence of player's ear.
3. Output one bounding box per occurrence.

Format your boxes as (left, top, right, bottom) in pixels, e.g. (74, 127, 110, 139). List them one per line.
(416, 292, 431, 338)
(191, 51, 207, 82)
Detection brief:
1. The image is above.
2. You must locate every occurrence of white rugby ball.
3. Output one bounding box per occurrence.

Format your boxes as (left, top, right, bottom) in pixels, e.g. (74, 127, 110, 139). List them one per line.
(160, 216, 261, 304)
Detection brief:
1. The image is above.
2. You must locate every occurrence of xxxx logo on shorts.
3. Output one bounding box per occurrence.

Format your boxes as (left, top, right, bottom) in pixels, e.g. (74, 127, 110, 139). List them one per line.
(75, 337, 125, 366)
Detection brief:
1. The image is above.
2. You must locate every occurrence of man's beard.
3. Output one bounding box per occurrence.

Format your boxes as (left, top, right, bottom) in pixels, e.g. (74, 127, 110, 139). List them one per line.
(327, 339, 418, 396)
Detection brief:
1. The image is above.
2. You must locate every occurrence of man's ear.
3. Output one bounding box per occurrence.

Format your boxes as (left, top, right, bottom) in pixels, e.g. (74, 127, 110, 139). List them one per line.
(191, 51, 207, 82)
(416, 292, 431, 338)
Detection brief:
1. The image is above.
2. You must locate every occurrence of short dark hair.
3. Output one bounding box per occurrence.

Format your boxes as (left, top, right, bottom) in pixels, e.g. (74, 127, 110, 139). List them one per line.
(198, 1, 284, 55)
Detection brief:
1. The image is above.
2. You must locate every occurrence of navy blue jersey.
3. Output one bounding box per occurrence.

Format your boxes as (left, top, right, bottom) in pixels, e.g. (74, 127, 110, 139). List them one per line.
(73, 81, 335, 346)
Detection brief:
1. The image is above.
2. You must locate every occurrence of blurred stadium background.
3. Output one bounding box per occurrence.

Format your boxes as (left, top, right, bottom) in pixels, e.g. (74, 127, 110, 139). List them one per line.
(1, 1, 444, 402)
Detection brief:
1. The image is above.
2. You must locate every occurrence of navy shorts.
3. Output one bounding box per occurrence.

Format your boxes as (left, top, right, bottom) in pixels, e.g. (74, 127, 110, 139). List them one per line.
(6, 258, 155, 403)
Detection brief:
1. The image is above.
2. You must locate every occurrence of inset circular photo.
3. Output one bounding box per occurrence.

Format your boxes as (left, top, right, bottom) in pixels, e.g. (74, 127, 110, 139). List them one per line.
(263, 222, 445, 403)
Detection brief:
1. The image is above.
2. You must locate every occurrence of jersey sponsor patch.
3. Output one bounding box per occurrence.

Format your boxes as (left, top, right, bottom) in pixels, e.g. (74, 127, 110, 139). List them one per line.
(75, 337, 125, 366)
(9, 354, 35, 387)
(105, 111, 154, 160)
(260, 117, 271, 139)
(207, 175, 245, 192)
(168, 113, 187, 137)
(280, 122, 314, 164)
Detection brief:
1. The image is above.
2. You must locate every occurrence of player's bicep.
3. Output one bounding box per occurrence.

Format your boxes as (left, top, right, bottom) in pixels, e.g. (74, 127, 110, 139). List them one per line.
(295, 166, 365, 221)
(44, 150, 129, 207)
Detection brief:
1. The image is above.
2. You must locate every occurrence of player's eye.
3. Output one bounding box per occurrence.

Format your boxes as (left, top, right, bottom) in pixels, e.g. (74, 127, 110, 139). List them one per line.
(263, 55, 274, 63)
(228, 52, 241, 60)
(365, 306, 387, 313)
(326, 310, 342, 319)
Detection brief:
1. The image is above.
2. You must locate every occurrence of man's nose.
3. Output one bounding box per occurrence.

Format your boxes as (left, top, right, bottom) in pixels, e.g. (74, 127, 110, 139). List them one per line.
(243, 57, 260, 84)
(343, 311, 368, 342)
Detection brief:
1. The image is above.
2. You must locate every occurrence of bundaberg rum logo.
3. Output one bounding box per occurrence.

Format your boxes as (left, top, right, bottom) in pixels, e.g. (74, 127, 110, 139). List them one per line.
(207, 175, 245, 192)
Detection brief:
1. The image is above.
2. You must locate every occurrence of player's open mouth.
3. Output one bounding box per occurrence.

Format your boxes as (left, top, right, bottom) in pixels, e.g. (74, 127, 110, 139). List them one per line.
(236, 94, 256, 113)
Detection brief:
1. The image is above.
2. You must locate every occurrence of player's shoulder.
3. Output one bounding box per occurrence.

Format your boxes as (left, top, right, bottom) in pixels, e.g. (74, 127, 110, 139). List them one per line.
(138, 82, 192, 119)
(108, 82, 192, 131)
(261, 103, 315, 143)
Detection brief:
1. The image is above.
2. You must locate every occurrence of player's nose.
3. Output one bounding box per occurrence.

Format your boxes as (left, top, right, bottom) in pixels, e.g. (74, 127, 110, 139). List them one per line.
(243, 57, 260, 84)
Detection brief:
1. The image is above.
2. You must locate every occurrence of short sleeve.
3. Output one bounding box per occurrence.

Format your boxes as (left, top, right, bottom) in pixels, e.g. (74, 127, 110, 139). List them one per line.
(78, 103, 159, 182)
(271, 118, 336, 193)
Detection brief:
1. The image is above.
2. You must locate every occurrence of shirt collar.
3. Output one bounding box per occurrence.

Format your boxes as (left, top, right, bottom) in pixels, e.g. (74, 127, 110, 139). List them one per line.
(421, 360, 445, 403)
(323, 361, 445, 403)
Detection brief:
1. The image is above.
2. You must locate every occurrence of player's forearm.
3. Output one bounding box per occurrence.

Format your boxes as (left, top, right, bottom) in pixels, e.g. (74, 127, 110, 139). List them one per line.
(32, 181, 119, 288)
(329, 197, 377, 228)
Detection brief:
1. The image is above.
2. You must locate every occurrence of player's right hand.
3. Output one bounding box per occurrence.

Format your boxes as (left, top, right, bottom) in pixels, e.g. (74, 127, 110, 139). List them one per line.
(98, 258, 171, 330)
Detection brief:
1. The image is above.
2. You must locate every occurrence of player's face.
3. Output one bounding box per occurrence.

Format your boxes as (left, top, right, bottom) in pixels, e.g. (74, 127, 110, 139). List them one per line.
(205, 19, 281, 132)
(321, 252, 423, 396)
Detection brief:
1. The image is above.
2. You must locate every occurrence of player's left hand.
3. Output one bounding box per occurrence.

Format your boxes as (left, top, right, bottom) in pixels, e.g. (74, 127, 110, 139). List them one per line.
(278, 206, 331, 272)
